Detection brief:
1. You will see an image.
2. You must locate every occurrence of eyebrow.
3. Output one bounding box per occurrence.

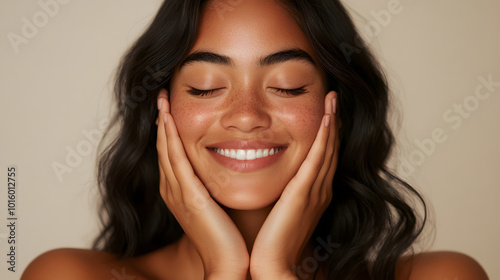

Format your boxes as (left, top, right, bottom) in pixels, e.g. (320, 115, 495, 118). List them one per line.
(259, 49, 315, 67)
(178, 48, 316, 69)
(179, 51, 232, 68)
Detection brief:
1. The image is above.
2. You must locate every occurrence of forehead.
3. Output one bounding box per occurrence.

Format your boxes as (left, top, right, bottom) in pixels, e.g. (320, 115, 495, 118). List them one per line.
(191, 0, 315, 63)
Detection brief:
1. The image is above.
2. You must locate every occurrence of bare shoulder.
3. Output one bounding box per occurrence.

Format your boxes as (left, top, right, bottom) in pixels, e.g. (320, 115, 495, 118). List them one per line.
(396, 251, 489, 280)
(21, 248, 146, 280)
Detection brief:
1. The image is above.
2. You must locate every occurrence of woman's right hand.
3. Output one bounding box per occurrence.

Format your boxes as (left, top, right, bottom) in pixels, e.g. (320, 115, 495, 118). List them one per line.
(156, 89, 249, 280)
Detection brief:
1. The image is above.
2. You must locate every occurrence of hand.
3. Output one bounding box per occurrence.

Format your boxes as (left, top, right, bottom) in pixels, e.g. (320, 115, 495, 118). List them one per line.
(156, 89, 249, 280)
(250, 91, 339, 280)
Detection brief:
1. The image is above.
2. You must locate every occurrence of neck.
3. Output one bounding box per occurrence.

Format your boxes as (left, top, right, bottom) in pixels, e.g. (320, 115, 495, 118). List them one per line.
(223, 203, 275, 253)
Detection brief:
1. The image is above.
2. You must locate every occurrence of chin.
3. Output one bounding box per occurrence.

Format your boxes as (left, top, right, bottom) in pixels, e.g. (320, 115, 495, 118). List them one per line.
(206, 175, 286, 210)
(213, 192, 280, 210)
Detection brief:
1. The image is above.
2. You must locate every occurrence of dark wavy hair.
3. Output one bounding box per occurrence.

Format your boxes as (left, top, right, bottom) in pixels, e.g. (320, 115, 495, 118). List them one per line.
(93, 0, 427, 279)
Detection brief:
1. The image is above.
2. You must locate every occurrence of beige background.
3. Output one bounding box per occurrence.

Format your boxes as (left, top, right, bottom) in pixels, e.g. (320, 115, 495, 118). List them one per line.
(1, 0, 499, 279)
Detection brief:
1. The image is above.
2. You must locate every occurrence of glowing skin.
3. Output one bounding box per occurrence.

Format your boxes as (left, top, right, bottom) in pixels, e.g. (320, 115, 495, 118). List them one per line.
(19, 1, 490, 280)
(168, 0, 328, 210)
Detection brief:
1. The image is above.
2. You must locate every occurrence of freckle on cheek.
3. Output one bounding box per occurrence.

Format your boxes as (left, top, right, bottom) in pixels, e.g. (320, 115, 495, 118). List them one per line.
(287, 106, 323, 139)
(172, 104, 213, 133)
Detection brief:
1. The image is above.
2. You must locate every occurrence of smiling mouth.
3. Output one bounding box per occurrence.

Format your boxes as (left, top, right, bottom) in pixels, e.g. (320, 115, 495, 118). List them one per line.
(209, 147, 286, 161)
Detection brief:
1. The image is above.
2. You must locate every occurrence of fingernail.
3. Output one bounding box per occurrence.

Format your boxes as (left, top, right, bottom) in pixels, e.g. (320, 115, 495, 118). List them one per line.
(324, 115, 331, 127)
(158, 99, 163, 111)
(332, 97, 337, 114)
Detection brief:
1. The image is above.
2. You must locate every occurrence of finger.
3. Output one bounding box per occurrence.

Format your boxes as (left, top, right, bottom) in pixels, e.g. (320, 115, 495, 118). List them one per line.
(281, 91, 338, 201)
(163, 110, 210, 203)
(313, 92, 338, 191)
(281, 112, 331, 200)
(300, 92, 337, 207)
(158, 88, 169, 113)
(156, 91, 177, 200)
(157, 91, 211, 214)
(156, 90, 172, 172)
(156, 88, 169, 125)
(158, 157, 170, 201)
(322, 134, 339, 198)
(324, 95, 340, 185)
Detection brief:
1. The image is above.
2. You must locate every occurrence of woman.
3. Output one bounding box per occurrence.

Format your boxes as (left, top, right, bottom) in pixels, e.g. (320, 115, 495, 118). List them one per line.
(22, 0, 488, 279)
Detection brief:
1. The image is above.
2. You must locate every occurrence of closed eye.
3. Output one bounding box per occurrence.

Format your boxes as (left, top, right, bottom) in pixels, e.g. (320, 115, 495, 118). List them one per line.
(187, 86, 308, 96)
(187, 87, 222, 96)
(272, 86, 308, 96)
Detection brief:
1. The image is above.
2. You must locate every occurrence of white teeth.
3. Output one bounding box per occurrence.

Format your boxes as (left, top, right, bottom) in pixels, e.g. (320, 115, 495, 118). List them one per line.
(236, 150, 246, 160)
(256, 149, 263, 159)
(263, 149, 269, 157)
(229, 149, 237, 159)
(213, 148, 283, 161)
(246, 149, 256, 160)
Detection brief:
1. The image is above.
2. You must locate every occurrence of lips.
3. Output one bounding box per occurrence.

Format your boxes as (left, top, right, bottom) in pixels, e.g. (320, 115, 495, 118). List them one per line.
(206, 140, 288, 172)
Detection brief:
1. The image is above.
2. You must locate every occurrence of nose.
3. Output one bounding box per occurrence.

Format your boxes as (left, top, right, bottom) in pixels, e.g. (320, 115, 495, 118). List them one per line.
(220, 88, 272, 133)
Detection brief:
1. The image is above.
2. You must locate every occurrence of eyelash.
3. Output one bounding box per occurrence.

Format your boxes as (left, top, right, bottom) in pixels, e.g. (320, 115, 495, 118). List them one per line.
(187, 86, 308, 97)
(187, 87, 218, 96)
(274, 86, 308, 96)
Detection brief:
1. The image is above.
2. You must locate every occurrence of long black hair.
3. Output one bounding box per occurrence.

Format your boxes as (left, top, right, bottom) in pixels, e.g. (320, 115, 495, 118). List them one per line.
(93, 1, 427, 279)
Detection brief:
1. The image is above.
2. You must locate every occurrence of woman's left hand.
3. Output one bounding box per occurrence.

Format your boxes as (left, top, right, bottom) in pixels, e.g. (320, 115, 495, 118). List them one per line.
(249, 91, 339, 280)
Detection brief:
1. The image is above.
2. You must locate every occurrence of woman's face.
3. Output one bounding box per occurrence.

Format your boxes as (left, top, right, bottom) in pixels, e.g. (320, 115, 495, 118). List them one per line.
(169, 0, 328, 210)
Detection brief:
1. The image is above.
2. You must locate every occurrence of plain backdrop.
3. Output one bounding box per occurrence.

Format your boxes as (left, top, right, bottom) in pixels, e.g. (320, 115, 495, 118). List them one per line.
(1, 0, 499, 279)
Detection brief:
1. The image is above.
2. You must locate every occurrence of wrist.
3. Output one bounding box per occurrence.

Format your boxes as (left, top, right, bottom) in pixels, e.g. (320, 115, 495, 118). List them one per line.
(204, 270, 248, 280)
(250, 257, 299, 280)
(203, 258, 249, 280)
(250, 265, 298, 280)
(250, 271, 298, 280)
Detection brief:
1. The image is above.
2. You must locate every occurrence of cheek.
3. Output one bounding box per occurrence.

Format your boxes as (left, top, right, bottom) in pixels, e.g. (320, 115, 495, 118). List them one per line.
(169, 96, 214, 145)
(278, 98, 324, 144)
